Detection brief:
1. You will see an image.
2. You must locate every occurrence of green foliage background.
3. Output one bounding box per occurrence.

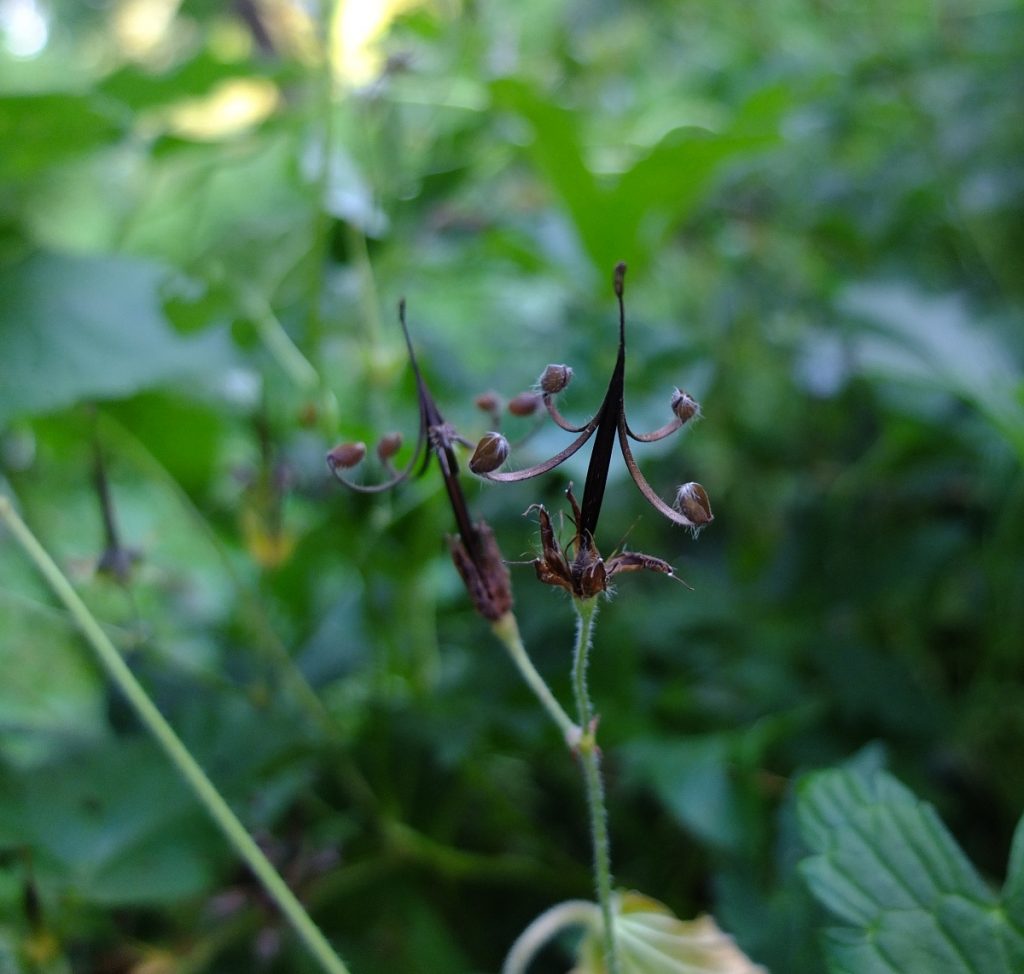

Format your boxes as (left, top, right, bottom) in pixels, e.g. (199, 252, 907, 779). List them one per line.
(1, 0, 1023, 971)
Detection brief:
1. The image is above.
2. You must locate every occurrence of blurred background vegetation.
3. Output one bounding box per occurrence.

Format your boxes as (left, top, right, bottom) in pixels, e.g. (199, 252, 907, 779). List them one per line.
(1, 0, 1023, 971)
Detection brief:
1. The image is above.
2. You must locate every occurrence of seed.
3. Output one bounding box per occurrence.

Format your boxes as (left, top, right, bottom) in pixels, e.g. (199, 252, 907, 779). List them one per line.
(469, 432, 510, 474)
(539, 364, 573, 395)
(326, 442, 366, 470)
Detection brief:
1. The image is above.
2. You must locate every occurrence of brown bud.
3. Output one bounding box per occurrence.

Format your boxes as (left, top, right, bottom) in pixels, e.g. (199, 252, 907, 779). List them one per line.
(674, 482, 713, 527)
(613, 261, 627, 297)
(469, 432, 510, 474)
(326, 442, 366, 470)
(377, 432, 403, 462)
(508, 391, 541, 416)
(475, 391, 501, 413)
(671, 389, 701, 425)
(539, 364, 573, 395)
(448, 520, 513, 621)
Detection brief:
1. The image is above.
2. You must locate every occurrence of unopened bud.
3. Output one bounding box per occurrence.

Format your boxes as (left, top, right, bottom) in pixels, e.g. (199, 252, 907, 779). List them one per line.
(614, 261, 627, 297)
(508, 391, 541, 416)
(469, 432, 510, 474)
(377, 432, 402, 462)
(475, 391, 501, 413)
(540, 364, 573, 395)
(671, 389, 701, 424)
(326, 442, 366, 470)
(674, 482, 713, 527)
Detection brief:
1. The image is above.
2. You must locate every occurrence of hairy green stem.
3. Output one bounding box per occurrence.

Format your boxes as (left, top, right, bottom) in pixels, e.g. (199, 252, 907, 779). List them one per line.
(0, 495, 352, 974)
(572, 597, 619, 974)
(492, 612, 578, 745)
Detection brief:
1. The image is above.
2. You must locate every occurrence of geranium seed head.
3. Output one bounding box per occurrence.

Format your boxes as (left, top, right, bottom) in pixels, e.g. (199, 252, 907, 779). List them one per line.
(671, 389, 701, 425)
(469, 432, 510, 474)
(326, 442, 366, 470)
(508, 391, 541, 416)
(376, 432, 403, 462)
(540, 364, 573, 395)
(674, 482, 713, 527)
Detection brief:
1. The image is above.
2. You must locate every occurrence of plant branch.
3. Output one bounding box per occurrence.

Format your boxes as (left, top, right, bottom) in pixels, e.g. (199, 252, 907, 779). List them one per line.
(0, 494, 353, 974)
(492, 612, 579, 745)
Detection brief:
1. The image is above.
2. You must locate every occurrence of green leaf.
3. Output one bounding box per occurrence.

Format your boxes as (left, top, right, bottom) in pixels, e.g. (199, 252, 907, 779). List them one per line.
(490, 79, 784, 275)
(0, 253, 237, 425)
(842, 282, 1024, 461)
(798, 768, 1024, 974)
(620, 735, 746, 851)
(0, 739, 224, 905)
(575, 893, 766, 974)
(0, 95, 121, 182)
(0, 595, 108, 767)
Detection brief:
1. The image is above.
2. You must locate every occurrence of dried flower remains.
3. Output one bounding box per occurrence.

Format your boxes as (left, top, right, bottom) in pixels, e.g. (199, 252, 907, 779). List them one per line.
(471, 263, 713, 599)
(327, 301, 512, 622)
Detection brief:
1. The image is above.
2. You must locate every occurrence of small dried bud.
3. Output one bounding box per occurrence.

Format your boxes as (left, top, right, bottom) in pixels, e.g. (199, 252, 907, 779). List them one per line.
(674, 482, 713, 528)
(377, 432, 403, 462)
(540, 364, 573, 395)
(448, 520, 513, 621)
(469, 432, 510, 474)
(326, 442, 366, 470)
(614, 261, 627, 297)
(508, 391, 541, 416)
(475, 391, 501, 413)
(671, 389, 701, 425)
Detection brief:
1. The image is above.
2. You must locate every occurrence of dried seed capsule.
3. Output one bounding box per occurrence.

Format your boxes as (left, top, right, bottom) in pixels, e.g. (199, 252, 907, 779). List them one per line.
(469, 432, 510, 474)
(674, 482, 713, 526)
(475, 391, 501, 413)
(539, 364, 573, 394)
(377, 432, 403, 462)
(671, 389, 701, 424)
(508, 391, 541, 416)
(326, 442, 366, 470)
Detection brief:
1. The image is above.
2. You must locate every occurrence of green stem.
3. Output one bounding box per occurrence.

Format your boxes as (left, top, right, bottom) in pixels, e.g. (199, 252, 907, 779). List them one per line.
(492, 612, 579, 745)
(572, 597, 619, 974)
(0, 495, 352, 974)
(247, 290, 321, 390)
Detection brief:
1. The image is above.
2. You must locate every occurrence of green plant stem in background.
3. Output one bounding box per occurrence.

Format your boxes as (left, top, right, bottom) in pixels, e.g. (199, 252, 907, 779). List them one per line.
(0, 495, 353, 974)
(492, 611, 578, 744)
(572, 597, 619, 974)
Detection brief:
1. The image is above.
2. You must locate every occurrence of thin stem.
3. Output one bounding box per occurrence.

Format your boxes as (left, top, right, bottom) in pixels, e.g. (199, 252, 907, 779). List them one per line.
(0, 495, 352, 974)
(491, 612, 579, 745)
(247, 290, 321, 390)
(502, 899, 600, 974)
(571, 597, 619, 974)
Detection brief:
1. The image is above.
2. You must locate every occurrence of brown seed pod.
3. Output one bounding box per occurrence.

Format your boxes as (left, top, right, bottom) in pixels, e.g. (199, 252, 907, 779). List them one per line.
(508, 391, 541, 416)
(674, 482, 713, 527)
(539, 364, 573, 395)
(376, 432, 403, 462)
(326, 442, 366, 470)
(469, 432, 510, 474)
(671, 389, 701, 425)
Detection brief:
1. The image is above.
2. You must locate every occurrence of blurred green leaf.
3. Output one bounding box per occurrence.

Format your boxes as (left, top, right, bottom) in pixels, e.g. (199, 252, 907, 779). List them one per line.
(0, 253, 237, 425)
(0, 739, 224, 905)
(620, 735, 746, 852)
(0, 596, 108, 766)
(490, 79, 784, 274)
(843, 282, 1024, 460)
(799, 767, 1024, 974)
(0, 95, 121, 182)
